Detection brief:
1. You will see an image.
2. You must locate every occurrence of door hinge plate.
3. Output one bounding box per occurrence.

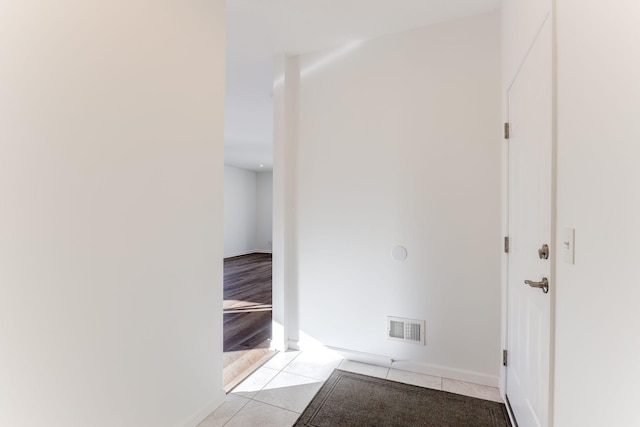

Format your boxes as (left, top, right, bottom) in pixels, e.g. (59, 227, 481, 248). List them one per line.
(503, 349, 508, 366)
(504, 236, 509, 253)
(504, 122, 510, 140)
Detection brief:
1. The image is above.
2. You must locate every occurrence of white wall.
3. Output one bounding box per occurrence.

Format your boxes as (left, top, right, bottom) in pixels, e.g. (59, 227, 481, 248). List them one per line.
(554, 1, 640, 425)
(501, 0, 552, 89)
(223, 166, 272, 257)
(256, 172, 274, 252)
(293, 12, 502, 385)
(224, 165, 257, 257)
(0, 2, 226, 426)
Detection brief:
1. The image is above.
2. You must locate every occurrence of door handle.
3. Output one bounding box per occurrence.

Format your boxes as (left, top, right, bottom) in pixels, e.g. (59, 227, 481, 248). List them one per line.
(525, 277, 549, 294)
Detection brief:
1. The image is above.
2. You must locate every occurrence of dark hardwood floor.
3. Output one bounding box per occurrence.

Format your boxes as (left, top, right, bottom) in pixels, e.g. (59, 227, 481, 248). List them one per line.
(224, 253, 272, 353)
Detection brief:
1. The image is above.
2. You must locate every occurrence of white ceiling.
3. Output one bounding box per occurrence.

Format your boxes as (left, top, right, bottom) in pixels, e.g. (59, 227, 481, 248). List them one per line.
(224, 0, 502, 172)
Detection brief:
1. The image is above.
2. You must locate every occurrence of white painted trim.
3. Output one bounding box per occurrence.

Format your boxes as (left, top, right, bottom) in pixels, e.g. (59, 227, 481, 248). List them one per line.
(499, 135, 509, 399)
(272, 54, 300, 357)
(223, 250, 272, 259)
(326, 346, 392, 367)
(548, 2, 558, 424)
(272, 54, 287, 356)
(499, 66, 510, 401)
(390, 360, 499, 388)
(180, 390, 226, 427)
(505, 396, 518, 427)
(286, 339, 300, 351)
(224, 250, 254, 259)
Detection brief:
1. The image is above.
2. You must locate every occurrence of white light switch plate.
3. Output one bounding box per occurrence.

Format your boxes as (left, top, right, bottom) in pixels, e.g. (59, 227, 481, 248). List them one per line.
(563, 228, 575, 264)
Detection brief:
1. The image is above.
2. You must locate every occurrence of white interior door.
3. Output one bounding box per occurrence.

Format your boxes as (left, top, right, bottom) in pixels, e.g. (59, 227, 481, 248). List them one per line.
(506, 18, 552, 427)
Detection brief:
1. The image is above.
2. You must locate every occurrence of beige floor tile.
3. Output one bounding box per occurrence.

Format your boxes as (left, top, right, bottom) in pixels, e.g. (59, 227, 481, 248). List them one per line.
(441, 378, 503, 403)
(254, 371, 324, 413)
(263, 350, 301, 371)
(224, 400, 299, 427)
(197, 394, 249, 427)
(386, 369, 442, 390)
(283, 349, 342, 380)
(230, 366, 279, 399)
(338, 360, 389, 379)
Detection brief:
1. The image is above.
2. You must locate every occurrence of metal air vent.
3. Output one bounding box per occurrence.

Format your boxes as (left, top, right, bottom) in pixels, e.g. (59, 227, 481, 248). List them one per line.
(387, 316, 426, 345)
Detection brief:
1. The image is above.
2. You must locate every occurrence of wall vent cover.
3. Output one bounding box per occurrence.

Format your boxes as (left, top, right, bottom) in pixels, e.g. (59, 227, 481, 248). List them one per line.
(387, 316, 426, 345)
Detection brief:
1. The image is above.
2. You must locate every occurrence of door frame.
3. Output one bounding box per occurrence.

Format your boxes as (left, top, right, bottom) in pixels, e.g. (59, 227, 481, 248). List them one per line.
(500, 11, 557, 427)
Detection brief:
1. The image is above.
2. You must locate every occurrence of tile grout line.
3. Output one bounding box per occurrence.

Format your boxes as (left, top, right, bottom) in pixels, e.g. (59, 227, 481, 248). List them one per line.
(221, 396, 251, 427)
(279, 369, 336, 383)
(225, 351, 310, 426)
(249, 399, 302, 416)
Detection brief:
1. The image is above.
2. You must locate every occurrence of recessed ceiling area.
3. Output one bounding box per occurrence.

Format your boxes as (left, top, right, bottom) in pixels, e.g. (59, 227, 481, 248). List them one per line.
(223, 0, 502, 172)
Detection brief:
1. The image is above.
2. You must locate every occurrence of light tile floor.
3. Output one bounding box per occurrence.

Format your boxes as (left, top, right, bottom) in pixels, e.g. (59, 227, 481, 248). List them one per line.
(198, 349, 503, 427)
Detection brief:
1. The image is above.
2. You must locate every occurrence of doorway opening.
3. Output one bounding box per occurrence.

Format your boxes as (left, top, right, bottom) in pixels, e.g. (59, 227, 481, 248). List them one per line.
(223, 252, 275, 391)
(223, 0, 277, 390)
(221, 166, 275, 390)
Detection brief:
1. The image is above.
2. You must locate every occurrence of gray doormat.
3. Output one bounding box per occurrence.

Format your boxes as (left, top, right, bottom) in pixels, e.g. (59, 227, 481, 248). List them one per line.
(294, 369, 511, 427)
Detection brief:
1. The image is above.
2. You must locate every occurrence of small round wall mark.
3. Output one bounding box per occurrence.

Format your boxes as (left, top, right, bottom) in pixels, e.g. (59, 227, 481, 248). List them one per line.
(391, 246, 408, 261)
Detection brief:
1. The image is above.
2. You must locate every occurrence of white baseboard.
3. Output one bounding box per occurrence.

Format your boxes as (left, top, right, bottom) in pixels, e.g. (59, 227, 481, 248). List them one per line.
(224, 249, 272, 259)
(287, 339, 300, 351)
(315, 345, 498, 388)
(224, 250, 254, 258)
(390, 360, 499, 388)
(326, 346, 392, 367)
(181, 389, 226, 427)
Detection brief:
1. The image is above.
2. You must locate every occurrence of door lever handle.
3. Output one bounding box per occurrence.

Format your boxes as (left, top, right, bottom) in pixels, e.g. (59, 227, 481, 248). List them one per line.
(525, 277, 549, 294)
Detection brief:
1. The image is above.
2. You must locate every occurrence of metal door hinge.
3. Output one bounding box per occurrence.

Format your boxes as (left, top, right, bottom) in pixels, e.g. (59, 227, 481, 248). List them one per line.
(503, 349, 508, 366)
(504, 236, 510, 253)
(504, 122, 510, 140)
